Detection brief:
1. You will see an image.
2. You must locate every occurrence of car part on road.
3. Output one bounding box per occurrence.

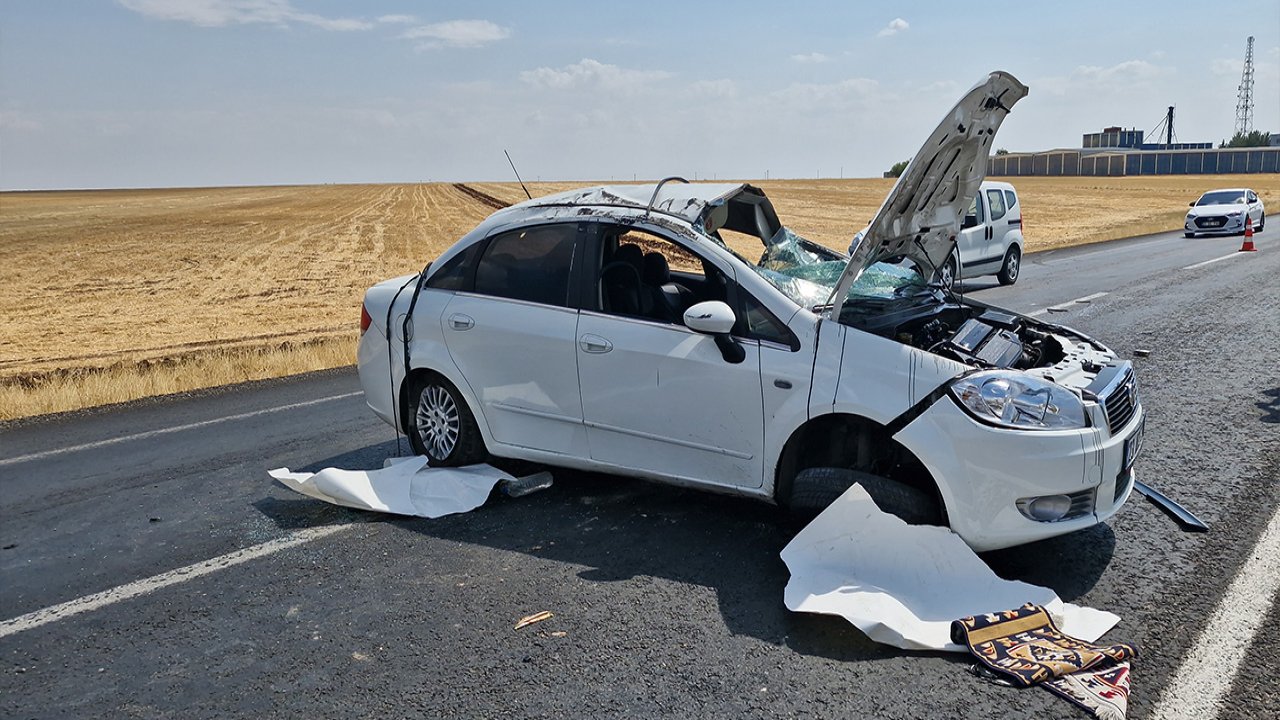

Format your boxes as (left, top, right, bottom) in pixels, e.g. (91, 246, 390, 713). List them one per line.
(514, 610, 554, 630)
(269, 457, 512, 519)
(1133, 480, 1209, 533)
(499, 471, 555, 498)
(780, 483, 1120, 651)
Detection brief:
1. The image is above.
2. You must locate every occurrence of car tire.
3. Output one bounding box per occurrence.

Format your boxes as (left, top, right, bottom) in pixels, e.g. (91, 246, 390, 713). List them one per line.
(1259, 213, 1265, 233)
(1184, 231, 1195, 238)
(788, 466, 942, 525)
(939, 253, 957, 291)
(407, 373, 487, 466)
(996, 246, 1021, 286)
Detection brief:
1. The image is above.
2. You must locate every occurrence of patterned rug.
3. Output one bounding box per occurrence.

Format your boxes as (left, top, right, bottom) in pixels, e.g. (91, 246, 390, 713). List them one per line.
(952, 603, 1137, 719)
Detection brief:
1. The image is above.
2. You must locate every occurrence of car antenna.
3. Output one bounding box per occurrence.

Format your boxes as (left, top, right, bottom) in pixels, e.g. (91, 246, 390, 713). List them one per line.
(504, 150, 533, 200)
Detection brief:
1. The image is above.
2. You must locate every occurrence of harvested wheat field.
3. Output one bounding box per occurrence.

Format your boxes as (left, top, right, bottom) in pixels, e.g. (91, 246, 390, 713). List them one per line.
(2, 174, 1277, 420)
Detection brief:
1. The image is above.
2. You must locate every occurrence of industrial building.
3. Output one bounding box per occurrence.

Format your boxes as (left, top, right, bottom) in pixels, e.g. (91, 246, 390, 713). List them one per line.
(990, 126, 1279, 177)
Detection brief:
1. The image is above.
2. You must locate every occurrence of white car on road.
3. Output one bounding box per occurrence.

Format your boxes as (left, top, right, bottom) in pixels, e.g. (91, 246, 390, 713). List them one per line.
(1184, 188, 1265, 237)
(938, 180, 1025, 289)
(357, 72, 1143, 551)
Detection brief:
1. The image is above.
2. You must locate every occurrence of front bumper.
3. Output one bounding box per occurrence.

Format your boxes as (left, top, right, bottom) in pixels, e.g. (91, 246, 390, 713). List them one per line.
(894, 396, 1143, 551)
(1186, 215, 1247, 234)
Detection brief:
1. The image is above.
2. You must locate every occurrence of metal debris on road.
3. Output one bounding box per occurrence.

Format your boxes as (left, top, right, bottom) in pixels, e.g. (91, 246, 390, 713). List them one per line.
(1133, 349, 1151, 358)
(1134, 480, 1209, 532)
(515, 611, 554, 630)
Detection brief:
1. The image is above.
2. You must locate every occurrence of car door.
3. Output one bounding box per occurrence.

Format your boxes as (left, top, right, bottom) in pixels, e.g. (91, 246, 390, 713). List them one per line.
(982, 186, 1009, 265)
(440, 222, 588, 457)
(956, 193, 987, 276)
(575, 223, 766, 489)
(1246, 190, 1263, 226)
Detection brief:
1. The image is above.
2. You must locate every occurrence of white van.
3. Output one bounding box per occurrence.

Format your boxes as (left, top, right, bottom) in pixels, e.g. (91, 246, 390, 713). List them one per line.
(938, 180, 1024, 288)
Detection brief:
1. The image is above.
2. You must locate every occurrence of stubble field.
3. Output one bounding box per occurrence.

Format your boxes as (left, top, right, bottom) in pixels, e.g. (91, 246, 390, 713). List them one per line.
(2, 174, 1276, 420)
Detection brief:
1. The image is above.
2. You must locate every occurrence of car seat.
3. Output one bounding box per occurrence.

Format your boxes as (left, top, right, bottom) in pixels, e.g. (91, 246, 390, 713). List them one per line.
(641, 252, 694, 323)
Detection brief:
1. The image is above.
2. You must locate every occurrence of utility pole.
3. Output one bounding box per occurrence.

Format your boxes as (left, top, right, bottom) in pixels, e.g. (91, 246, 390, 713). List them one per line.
(1166, 106, 1174, 146)
(1236, 35, 1255, 136)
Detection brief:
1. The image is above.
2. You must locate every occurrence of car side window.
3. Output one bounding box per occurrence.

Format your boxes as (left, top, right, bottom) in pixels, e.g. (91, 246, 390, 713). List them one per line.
(473, 224, 578, 306)
(967, 196, 985, 224)
(986, 189, 1007, 221)
(425, 242, 482, 291)
(1004, 190, 1017, 210)
(596, 226, 708, 324)
(738, 291, 796, 348)
(1248, 191, 1258, 202)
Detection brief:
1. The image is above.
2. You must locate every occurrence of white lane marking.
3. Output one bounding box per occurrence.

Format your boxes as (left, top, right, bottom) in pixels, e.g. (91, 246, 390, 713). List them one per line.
(1183, 252, 1251, 270)
(1151, 505, 1280, 720)
(0, 524, 352, 639)
(1025, 292, 1109, 318)
(0, 392, 362, 467)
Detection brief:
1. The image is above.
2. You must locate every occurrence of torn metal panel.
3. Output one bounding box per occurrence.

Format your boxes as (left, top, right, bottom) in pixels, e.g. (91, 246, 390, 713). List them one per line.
(781, 483, 1119, 652)
(269, 457, 513, 519)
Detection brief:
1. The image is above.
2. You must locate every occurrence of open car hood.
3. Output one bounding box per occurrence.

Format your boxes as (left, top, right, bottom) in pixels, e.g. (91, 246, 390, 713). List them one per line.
(827, 71, 1028, 319)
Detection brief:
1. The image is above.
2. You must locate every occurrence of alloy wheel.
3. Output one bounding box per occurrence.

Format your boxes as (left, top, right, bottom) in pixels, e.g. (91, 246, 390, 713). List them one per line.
(415, 384, 460, 460)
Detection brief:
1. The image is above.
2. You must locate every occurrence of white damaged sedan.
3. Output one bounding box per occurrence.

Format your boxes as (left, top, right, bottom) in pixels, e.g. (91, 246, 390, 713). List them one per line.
(356, 71, 1144, 551)
(1184, 187, 1265, 237)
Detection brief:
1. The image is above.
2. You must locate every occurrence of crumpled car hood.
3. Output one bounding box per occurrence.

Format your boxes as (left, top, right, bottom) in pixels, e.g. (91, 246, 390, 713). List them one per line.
(828, 71, 1028, 319)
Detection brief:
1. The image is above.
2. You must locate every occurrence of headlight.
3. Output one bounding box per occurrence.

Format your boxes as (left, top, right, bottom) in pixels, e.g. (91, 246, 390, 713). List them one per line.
(1227, 211, 1244, 217)
(950, 371, 1088, 430)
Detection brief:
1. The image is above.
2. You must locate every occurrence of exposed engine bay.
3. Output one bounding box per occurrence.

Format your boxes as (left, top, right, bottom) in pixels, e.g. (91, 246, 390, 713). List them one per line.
(839, 291, 1106, 374)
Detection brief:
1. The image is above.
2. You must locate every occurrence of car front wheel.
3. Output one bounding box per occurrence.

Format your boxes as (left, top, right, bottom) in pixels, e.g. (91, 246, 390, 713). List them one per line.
(1259, 213, 1266, 233)
(996, 246, 1021, 286)
(788, 467, 942, 526)
(1184, 231, 1196, 238)
(407, 373, 487, 466)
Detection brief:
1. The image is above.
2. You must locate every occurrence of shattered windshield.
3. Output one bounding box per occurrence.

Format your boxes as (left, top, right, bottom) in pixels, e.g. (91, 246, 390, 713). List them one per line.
(750, 227, 929, 309)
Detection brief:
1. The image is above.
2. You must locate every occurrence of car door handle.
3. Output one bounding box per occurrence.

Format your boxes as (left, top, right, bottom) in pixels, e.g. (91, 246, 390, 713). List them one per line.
(448, 313, 474, 331)
(579, 334, 613, 353)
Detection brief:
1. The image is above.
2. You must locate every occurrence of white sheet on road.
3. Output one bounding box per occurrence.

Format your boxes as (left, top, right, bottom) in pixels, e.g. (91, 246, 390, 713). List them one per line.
(269, 457, 512, 519)
(781, 484, 1120, 652)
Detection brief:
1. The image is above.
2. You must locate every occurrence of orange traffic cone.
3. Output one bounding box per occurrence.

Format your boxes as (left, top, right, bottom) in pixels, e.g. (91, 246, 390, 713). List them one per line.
(1240, 216, 1256, 252)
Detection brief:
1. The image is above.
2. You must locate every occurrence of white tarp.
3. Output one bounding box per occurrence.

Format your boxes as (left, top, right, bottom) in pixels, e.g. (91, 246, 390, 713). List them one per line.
(269, 457, 512, 519)
(781, 484, 1121, 652)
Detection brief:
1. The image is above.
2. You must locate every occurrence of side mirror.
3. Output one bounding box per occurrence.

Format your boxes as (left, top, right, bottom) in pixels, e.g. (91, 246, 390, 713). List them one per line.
(683, 301, 745, 364)
(1189, 201, 1196, 207)
(684, 301, 736, 335)
(961, 214, 979, 229)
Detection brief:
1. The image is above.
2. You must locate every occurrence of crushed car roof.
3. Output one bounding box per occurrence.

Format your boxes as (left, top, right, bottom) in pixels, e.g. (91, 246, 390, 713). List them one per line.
(513, 182, 749, 225)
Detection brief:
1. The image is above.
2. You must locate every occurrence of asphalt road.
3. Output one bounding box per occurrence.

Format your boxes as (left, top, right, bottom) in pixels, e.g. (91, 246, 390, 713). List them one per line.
(2, 229, 1278, 719)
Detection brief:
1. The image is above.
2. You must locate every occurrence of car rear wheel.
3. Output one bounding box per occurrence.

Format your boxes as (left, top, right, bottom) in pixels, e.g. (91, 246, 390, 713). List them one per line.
(996, 246, 1021, 286)
(1259, 213, 1266, 233)
(407, 373, 486, 466)
(788, 467, 942, 526)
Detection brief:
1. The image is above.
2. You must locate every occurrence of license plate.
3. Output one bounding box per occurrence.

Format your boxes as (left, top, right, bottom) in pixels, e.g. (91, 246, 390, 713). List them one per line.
(1123, 418, 1145, 469)
(1203, 220, 1223, 227)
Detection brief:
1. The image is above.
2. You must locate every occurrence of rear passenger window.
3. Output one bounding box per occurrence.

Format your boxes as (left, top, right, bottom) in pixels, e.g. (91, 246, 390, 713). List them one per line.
(473, 224, 578, 306)
(986, 189, 1007, 221)
(425, 242, 482, 291)
(1004, 190, 1017, 209)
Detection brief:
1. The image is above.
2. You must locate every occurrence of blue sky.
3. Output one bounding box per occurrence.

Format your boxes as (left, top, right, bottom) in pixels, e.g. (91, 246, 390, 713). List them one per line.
(2, 0, 1277, 189)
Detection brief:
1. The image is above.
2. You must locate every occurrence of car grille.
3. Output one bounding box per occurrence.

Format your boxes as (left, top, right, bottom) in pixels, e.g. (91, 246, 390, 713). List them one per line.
(1194, 216, 1227, 229)
(1064, 488, 1096, 520)
(1102, 370, 1139, 435)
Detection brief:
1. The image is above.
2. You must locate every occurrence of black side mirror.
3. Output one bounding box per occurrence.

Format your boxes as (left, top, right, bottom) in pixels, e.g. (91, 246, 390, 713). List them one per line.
(961, 214, 979, 229)
(1189, 201, 1195, 207)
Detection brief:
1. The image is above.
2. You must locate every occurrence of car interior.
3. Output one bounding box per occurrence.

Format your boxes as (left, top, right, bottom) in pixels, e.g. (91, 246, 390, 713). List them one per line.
(597, 228, 728, 325)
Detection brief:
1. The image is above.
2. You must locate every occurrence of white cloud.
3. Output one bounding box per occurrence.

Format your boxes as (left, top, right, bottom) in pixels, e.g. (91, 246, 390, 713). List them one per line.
(1074, 59, 1163, 83)
(401, 20, 511, 49)
(791, 52, 830, 64)
(377, 14, 415, 24)
(877, 18, 909, 37)
(520, 58, 671, 91)
(118, 0, 372, 30)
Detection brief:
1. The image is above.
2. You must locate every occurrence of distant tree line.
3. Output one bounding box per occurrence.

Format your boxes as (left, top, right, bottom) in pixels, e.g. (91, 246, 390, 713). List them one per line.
(1220, 130, 1272, 148)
